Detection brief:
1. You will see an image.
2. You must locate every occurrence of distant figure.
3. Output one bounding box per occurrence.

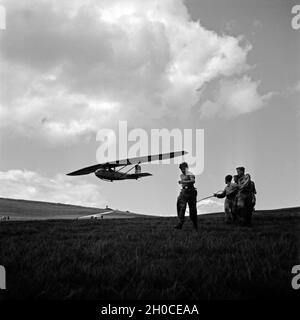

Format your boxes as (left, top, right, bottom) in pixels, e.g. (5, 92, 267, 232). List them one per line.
(236, 167, 253, 226)
(248, 174, 257, 214)
(175, 162, 198, 230)
(233, 175, 239, 184)
(232, 175, 239, 218)
(214, 175, 238, 223)
(135, 164, 141, 174)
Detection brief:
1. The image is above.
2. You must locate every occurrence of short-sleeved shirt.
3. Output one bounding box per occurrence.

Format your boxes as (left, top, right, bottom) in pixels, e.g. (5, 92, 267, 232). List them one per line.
(180, 170, 195, 188)
(217, 183, 238, 200)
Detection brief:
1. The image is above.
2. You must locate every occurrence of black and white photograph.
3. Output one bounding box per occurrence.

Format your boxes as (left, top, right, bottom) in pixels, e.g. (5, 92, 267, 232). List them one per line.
(0, 0, 299, 315)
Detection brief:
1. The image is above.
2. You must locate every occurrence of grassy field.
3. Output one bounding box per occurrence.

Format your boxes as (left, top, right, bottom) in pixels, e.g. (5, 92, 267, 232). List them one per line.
(0, 209, 299, 300)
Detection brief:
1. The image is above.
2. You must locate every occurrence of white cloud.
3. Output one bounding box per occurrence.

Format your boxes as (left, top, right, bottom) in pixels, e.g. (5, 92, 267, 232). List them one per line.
(196, 198, 223, 214)
(185, 198, 223, 215)
(200, 76, 273, 118)
(0, 0, 253, 143)
(0, 169, 106, 207)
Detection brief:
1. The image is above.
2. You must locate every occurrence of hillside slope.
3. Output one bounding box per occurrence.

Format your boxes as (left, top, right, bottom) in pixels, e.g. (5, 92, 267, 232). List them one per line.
(0, 198, 150, 220)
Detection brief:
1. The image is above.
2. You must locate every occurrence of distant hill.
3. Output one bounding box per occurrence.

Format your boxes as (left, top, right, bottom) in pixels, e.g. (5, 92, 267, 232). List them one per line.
(1, 197, 298, 221)
(255, 206, 300, 215)
(0, 198, 153, 220)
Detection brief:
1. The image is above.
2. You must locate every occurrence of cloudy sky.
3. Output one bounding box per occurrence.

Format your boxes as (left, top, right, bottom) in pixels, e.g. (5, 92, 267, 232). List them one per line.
(0, 0, 299, 215)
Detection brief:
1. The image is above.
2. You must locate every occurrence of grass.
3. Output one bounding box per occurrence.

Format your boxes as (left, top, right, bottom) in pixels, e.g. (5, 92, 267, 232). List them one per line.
(0, 210, 299, 300)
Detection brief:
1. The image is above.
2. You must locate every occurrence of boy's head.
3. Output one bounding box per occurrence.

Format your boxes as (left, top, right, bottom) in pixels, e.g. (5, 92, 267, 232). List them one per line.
(236, 166, 245, 177)
(179, 162, 188, 173)
(233, 175, 239, 183)
(225, 174, 232, 184)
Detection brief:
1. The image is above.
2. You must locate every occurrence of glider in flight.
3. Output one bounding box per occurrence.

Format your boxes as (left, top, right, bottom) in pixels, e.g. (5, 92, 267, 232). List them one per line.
(67, 150, 187, 182)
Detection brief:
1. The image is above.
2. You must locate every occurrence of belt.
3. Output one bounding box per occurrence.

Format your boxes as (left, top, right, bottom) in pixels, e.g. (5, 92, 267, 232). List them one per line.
(182, 186, 196, 190)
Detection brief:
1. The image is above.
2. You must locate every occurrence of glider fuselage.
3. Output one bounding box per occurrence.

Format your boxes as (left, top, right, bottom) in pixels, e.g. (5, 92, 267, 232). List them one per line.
(95, 169, 152, 181)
